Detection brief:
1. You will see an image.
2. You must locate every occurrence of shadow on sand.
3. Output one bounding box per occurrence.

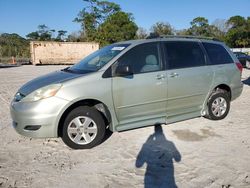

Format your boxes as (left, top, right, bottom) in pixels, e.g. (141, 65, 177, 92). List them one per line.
(136, 125, 181, 188)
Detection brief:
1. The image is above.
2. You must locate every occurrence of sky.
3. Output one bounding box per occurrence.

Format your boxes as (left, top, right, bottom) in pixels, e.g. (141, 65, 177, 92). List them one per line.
(0, 0, 249, 38)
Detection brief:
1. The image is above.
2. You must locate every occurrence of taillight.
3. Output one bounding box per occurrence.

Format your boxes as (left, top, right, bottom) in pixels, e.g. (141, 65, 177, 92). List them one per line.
(236, 62, 243, 74)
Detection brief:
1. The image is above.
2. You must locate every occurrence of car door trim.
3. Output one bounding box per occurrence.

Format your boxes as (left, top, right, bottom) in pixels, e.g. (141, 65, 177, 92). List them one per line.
(117, 98, 168, 109)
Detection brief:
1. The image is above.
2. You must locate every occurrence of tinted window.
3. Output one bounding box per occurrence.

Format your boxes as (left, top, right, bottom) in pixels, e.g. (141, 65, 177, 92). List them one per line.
(203, 43, 234, 65)
(117, 43, 160, 74)
(164, 41, 205, 69)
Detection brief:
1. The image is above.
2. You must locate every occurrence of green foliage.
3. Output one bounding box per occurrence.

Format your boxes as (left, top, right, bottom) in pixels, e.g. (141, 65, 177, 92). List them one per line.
(26, 24, 55, 41)
(74, 0, 121, 41)
(26, 25, 67, 42)
(186, 17, 220, 37)
(74, 0, 137, 46)
(183, 16, 250, 47)
(227, 16, 246, 28)
(225, 16, 250, 47)
(26, 32, 40, 41)
(0, 33, 29, 58)
(151, 22, 174, 35)
(56, 30, 68, 41)
(2, 0, 250, 61)
(97, 12, 138, 46)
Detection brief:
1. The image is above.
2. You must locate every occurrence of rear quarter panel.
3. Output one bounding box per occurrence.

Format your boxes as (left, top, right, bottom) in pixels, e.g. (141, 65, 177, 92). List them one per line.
(206, 63, 242, 103)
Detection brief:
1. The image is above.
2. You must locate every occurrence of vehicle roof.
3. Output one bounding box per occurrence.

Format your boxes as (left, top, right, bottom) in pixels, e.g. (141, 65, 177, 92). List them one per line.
(116, 36, 224, 46)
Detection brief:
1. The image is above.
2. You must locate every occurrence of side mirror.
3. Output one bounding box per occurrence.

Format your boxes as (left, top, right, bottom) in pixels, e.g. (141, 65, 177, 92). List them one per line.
(115, 65, 133, 77)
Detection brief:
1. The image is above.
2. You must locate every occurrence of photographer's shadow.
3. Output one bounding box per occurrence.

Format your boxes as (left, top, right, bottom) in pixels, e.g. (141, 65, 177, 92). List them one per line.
(136, 125, 181, 188)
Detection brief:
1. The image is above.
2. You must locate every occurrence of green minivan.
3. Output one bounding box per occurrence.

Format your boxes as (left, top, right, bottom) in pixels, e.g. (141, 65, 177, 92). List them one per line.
(10, 36, 243, 149)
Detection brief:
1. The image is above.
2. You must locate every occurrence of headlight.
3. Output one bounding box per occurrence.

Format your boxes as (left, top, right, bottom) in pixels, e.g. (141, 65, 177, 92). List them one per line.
(21, 84, 62, 102)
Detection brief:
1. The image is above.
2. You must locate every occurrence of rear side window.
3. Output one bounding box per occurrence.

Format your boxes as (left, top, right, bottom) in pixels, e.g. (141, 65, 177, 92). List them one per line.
(203, 43, 234, 65)
(164, 41, 205, 69)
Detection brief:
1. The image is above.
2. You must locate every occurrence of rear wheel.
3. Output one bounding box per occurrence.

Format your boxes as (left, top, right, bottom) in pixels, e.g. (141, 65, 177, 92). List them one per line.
(62, 106, 106, 149)
(206, 89, 230, 120)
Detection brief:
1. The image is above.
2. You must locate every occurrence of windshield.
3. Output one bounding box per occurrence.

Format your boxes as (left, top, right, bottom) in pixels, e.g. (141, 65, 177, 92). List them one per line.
(68, 43, 130, 73)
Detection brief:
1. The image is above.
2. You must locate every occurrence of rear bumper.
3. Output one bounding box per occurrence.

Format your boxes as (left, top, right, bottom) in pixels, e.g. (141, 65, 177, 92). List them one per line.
(231, 83, 243, 101)
(10, 96, 69, 138)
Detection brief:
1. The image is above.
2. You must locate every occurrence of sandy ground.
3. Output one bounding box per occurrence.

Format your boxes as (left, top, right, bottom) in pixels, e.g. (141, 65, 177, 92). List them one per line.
(0, 65, 250, 188)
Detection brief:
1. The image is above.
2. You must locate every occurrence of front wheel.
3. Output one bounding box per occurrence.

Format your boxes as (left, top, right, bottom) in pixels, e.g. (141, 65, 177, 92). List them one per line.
(206, 89, 230, 120)
(62, 106, 106, 149)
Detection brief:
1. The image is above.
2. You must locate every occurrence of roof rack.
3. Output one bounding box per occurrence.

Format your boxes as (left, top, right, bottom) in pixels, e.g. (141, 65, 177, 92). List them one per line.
(146, 33, 221, 41)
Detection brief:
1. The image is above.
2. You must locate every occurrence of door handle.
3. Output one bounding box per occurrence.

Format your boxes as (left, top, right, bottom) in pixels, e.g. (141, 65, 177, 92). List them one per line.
(156, 74, 165, 80)
(169, 72, 179, 78)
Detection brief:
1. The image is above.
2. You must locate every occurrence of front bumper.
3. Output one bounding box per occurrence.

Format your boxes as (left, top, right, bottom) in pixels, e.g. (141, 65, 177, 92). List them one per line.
(10, 96, 69, 138)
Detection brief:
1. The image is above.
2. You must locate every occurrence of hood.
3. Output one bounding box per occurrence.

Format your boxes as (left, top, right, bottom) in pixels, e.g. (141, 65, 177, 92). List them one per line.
(19, 69, 87, 96)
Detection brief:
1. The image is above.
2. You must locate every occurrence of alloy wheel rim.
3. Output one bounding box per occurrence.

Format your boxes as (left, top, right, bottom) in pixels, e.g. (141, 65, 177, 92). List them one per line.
(67, 116, 98, 145)
(211, 97, 227, 117)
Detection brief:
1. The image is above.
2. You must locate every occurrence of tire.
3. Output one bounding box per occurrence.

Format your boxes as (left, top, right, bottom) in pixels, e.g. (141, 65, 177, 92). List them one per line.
(62, 106, 106, 149)
(246, 60, 250, 69)
(206, 89, 230, 120)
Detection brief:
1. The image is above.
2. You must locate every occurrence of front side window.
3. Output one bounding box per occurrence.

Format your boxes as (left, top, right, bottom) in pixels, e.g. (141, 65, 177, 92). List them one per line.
(164, 41, 206, 69)
(117, 42, 161, 74)
(68, 44, 130, 73)
(203, 42, 234, 65)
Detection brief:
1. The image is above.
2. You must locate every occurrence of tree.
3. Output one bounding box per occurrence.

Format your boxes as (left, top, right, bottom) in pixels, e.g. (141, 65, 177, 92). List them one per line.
(211, 19, 229, 41)
(56, 30, 68, 41)
(227, 16, 246, 28)
(212, 19, 229, 33)
(186, 17, 211, 36)
(151, 22, 174, 35)
(136, 27, 148, 39)
(225, 16, 250, 47)
(74, 0, 121, 41)
(67, 31, 83, 42)
(0, 33, 29, 57)
(97, 11, 138, 46)
(74, 0, 138, 45)
(38, 24, 55, 41)
(26, 24, 57, 41)
(191, 17, 209, 27)
(185, 17, 226, 40)
(26, 32, 40, 40)
(175, 29, 189, 36)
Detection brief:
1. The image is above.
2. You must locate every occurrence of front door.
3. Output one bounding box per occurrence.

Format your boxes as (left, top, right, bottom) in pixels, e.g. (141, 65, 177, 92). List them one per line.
(112, 42, 167, 126)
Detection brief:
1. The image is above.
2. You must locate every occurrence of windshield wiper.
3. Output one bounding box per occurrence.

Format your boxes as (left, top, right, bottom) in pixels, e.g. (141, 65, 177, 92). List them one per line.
(61, 67, 77, 73)
(61, 67, 70, 71)
(61, 67, 95, 74)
